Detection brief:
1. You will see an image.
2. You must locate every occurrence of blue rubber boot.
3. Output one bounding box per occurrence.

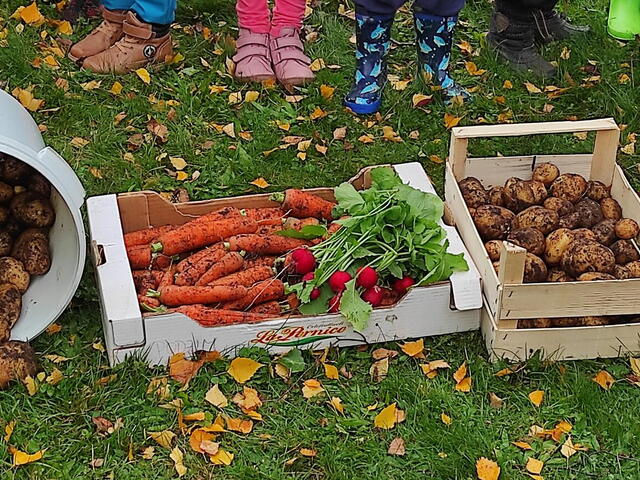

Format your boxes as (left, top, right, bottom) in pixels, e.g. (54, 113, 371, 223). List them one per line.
(344, 14, 394, 115)
(414, 12, 470, 104)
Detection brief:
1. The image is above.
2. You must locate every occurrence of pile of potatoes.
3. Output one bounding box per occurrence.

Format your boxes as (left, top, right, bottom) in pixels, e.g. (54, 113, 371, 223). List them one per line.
(0, 154, 51, 385)
(459, 162, 640, 329)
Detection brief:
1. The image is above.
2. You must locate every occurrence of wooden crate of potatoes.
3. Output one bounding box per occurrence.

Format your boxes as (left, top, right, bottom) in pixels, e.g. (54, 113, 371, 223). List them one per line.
(444, 118, 640, 361)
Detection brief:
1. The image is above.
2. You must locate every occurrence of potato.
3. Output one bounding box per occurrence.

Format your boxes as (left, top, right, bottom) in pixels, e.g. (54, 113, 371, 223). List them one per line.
(551, 317, 582, 327)
(0, 232, 12, 257)
(26, 172, 52, 198)
(512, 206, 559, 235)
(11, 229, 51, 275)
(580, 316, 610, 326)
(507, 228, 545, 256)
(503, 179, 545, 211)
(468, 207, 477, 217)
(473, 205, 515, 240)
(492, 261, 500, 274)
(543, 197, 574, 217)
(627, 261, 640, 278)
(544, 228, 574, 265)
(524, 253, 547, 283)
(488, 186, 504, 207)
(586, 181, 610, 201)
(501, 177, 523, 211)
(577, 272, 616, 281)
(613, 264, 632, 279)
(564, 242, 615, 277)
(4, 217, 23, 238)
(10, 192, 55, 228)
(485, 240, 502, 262)
(550, 173, 588, 203)
(615, 218, 640, 240)
(0, 283, 21, 331)
(0, 341, 37, 389)
(600, 197, 622, 220)
(610, 239, 640, 264)
(0, 206, 8, 224)
(558, 211, 580, 229)
(572, 228, 597, 244)
(462, 188, 489, 209)
(547, 268, 574, 282)
(0, 157, 31, 185)
(574, 198, 603, 228)
(518, 318, 552, 329)
(592, 219, 617, 246)
(0, 182, 13, 204)
(0, 257, 30, 293)
(529, 180, 548, 204)
(459, 177, 485, 194)
(532, 162, 559, 187)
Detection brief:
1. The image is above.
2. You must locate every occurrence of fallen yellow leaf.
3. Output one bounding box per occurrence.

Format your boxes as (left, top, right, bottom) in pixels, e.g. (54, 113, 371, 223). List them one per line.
(400, 339, 424, 358)
(382, 125, 402, 143)
(183, 412, 206, 422)
(528, 390, 544, 407)
(561, 436, 584, 458)
(4, 420, 15, 443)
(310, 106, 328, 120)
(320, 84, 335, 100)
(465, 61, 486, 76)
(299, 448, 316, 457)
(170, 156, 187, 171)
(476, 457, 500, 480)
(228, 357, 263, 384)
(526, 458, 544, 474)
(244, 90, 259, 103)
(503, 80, 513, 89)
(250, 177, 269, 189)
(12, 87, 44, 112)
(512, 441, 532, 450)
(23, 375, 37, 396)
(189, 429, 216, 453)
(453, 362, 468, 384)
(12, 449, 45, 467)
(524, 81, 542, 94)
(176, 171, 189, 181)
(593, 370, 615, 390)
(71, 137, 89, 148)
(222, 123, 236, 138)
(358, 134, 375, 144)
(412, 93, 433, 108)
(323, 363, 339, 380)
(387, 437, 406, 456)
(232, 386, 262, 411)
(455, 376, 472, 392)
(631, 357, 640, 376)
(45, 368, 64, 386)
(19, 2, 45, 25)
(170, 447, 187, 477)
(328, 396, 344, 414)
(80, 80, 101, 91)
(149, 430, 176, 449)
(302, 379, 325, 399)
(136, 68, 151, 84)
(205, 384, 228, 408)
(310, 58, 325, 72)
(109, 81, 123, 95)
(209, 448, 234, 465)
(444, 113, 462, 129)
(441, 413, 452, 425)
(374, 403, 398, 429)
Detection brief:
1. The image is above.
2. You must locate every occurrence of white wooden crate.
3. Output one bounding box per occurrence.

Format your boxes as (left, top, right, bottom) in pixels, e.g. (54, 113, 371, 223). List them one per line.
(88, 163, 482, 366)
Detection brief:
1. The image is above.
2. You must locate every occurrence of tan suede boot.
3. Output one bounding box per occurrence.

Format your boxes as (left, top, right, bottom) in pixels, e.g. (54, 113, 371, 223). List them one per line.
(68, 6, 126, 62)
(82, 12, 173, 74)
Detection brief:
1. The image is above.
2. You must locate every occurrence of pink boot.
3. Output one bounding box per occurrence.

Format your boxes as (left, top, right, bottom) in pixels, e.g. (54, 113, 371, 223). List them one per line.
(270, 27, 314, 89)
(233, 28, 276, 83)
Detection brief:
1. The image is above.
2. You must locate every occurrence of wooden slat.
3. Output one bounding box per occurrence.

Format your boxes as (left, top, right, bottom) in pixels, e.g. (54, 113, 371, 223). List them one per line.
(500, 280, 640, 319)
(590, 129, 621, 185)
(451, 118, 619, 139)
(611, 165, 640, 227)
(448, 135, 468, 180)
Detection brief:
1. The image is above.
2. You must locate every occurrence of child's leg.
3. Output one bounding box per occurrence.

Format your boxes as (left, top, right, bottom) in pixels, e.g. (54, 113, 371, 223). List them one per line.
(129, 0, 177, 25)
(343, 0, 400, 114)
(269, 0, 314, 88)
(237, 0, 270, 34)
(233, 0, 275, 82)
(102, 0, 135, 12)
(413, 0, 469, 103)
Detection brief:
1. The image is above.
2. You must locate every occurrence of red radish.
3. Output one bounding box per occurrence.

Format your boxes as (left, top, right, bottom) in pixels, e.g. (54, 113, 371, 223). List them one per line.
(328, 271, 352, 293)
(328, 293, 342, 313)
(362, 286, 383, 306)
(393, 276, 415, 295)
(302, 272, 315, 282)
(310, 287, 321, 300)
(356, 266, 378, 289)
(290, 248, 316, 275)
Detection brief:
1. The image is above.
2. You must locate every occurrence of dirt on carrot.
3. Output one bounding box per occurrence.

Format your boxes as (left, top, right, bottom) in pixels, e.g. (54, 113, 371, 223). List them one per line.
(249, 300, 282, 315)
(210, 266, 275, 287)
(175, 246, 226, 286)
(124, 225, 175, 248)
(159, 284, 247, 306)
(175, 305, 272, 326)
(272, 189, 335, 221)
(195, 252, 244, 286)
(222, 279, 285, 310)
(225, 234, 310, 255)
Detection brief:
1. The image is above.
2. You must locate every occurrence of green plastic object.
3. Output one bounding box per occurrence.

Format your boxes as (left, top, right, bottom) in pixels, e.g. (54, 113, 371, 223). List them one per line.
(608, 0, 640, 40)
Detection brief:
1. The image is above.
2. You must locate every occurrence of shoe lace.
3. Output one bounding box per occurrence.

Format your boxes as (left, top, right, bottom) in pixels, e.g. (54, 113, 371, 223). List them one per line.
(532, 10, 552, 40)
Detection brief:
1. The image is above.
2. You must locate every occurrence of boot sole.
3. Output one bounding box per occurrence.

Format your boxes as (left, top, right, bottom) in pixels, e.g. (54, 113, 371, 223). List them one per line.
(343, 98, 381, 115)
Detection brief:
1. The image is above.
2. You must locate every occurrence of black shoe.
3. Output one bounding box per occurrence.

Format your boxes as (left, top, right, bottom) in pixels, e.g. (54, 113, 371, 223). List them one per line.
(533, 9, 590, 44)
(488, 12, 557, 79)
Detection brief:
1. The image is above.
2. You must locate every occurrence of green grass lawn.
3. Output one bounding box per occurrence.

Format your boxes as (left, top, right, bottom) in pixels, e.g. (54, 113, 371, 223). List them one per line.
(1, 0, 640, 478)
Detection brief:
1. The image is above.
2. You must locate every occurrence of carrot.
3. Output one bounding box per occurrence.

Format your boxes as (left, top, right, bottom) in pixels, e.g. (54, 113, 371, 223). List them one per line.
(225, 234, 310, 255)
(244, 256, 278, 269)
(175, 305, 272, 326)
(155, 217, 258, 256)
(175, 246, 226, 286)
(132, 270, 164, 292)
(327, 217, 348, 236)
(159, 284, 247, 306)
(138, 294, 161, 309)
(240, 207, 286, 221)
(124, 225, 175, 248)
(249, 301, 282, 315)
(286, 293, 300, 310)
(127, 244, 152, 269)
(176, 245, 221, 272)
(159, 265, 177, 288)
(195, 252, 245, 286)
(222, 279, 285, 310)
(153, 254, 173, 270)
(257, 223, 284, 235)
(282, 217, 320, 230)
(191, 206, 239, 225)
(271, 189, 335, 221)
(211, 266, 275, 287)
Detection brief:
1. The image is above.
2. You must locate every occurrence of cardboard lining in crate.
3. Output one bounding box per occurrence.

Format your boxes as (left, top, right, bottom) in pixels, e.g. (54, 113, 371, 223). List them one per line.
(88, 162, 482, 366)
(444, 119, 640, 361)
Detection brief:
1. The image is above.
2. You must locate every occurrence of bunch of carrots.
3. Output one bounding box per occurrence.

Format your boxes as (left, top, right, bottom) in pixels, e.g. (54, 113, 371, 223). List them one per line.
(125, 189, 336, 327)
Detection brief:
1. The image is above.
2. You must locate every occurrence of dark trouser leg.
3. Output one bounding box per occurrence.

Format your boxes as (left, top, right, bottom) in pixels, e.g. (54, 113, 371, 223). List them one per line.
(412, 0, 468, 103)
(495, 0, 559, 21)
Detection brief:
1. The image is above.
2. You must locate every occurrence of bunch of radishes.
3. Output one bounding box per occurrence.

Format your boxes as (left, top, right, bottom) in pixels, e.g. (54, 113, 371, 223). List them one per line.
(287, 247, 415, 313)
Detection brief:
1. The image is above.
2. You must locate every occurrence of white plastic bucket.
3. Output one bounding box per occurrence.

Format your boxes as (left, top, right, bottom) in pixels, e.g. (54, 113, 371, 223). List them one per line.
(0, 89, 86, 341)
